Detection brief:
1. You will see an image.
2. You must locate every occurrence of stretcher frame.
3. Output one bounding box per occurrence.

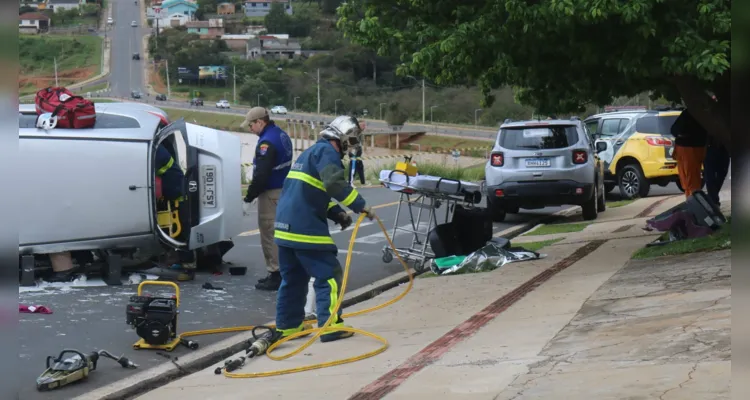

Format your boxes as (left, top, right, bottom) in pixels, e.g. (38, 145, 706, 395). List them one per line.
(379, 170, 483, 272)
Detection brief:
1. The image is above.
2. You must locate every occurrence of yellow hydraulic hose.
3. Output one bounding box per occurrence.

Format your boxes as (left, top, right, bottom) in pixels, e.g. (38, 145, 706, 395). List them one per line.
(178, 213, 414, 378)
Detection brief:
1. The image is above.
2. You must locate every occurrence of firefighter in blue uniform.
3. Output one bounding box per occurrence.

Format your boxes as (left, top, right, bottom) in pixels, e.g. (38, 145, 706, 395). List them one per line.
(274, 115, 376, 342)
(241, 107, 294, 291)
(155, 143, 197, 280)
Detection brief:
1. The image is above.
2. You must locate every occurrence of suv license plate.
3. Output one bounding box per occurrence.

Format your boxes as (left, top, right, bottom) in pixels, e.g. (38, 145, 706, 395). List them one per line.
(201, 165, 217, 208)
(525, 158, 551, 167)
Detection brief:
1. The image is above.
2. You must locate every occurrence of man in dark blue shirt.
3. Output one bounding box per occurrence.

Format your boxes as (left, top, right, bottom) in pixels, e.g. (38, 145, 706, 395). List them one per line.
(241, 107, 294, 291)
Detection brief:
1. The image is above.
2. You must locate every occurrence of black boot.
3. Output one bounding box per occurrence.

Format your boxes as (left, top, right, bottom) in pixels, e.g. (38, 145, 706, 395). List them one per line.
(255, 271, 281, 291)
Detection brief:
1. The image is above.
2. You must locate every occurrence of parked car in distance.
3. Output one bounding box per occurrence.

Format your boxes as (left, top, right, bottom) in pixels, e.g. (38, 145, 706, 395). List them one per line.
(216, 100, 230, 109)
(155, 94, 167, 101)
(132, 53, 140, 60)
(107, 17, 113, 25)
(131, 21, 137, 27)
(190, 98, 203, 106)
(485, 117, 607, 222)
(18, 102, 242, 282)
(270, 105, 288, 114)
(130, 90, 142, 99)
(583, 108, 683, 199)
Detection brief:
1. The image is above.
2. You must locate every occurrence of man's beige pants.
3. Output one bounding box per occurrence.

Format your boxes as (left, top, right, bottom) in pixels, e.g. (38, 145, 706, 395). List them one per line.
(258, 189, 282, 273)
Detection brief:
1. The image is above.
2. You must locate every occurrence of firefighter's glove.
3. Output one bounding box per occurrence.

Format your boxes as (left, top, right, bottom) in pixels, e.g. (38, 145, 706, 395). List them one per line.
(336, 212, 352, 231)
(362, 206, 376, 221)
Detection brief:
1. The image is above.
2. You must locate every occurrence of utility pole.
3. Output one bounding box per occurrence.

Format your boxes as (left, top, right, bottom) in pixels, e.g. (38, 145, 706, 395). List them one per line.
(421, 79, 425, 124)
(316, 68, 320, 114)
(54, 57, 58, 87)
(232, 64, 236, 104)
(165, 59, 171, 98)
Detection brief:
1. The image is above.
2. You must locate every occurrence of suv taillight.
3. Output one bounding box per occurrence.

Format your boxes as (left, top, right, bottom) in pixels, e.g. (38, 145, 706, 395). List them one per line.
(572, 150, 588, 164)
(645, 136, 673, 146)
(490, 152, 504, 167)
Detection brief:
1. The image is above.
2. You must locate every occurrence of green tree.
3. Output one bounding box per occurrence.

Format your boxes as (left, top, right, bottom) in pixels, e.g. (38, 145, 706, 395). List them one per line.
(321, 0, 343, 15)
(338, 0, 731, 145)
(195, 0, 217, 20)
(239, 78, 270, 105)
(384, 102, 408, 126)
(264, 2, 290, 34)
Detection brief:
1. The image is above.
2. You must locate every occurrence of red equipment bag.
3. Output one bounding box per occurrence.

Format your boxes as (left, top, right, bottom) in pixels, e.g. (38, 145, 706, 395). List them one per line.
(34, 87, 96, 129)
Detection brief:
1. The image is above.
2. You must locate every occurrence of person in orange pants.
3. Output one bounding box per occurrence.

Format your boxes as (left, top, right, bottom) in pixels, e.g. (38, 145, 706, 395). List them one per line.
(671, 109, 707, 198)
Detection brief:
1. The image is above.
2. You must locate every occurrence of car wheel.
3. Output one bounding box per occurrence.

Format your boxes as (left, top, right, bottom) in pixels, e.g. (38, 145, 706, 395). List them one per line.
(597, 183, 607, 212)
(582, 184, 599, 220)
(505, 205, 519, 214)
(486, 196, 506, 222)
(617, 164, 650, 200)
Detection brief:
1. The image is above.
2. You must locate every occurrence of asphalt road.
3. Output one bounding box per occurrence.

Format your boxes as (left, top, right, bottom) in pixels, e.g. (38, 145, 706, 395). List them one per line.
(108, 0, 146, 98)
(18, 186, 568, 400)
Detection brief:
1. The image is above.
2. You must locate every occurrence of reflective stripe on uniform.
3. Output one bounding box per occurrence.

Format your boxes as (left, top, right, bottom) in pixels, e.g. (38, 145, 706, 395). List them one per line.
(273, 160, 292, 171)
(157, 156, 174, 176)
(341, 189, 359, 207)
(287, 170, 326, 191)
(327, 201, 336, 210)
(279, 322, 309, 338)
(274, 230, 335, 245)
(327, 277, 340, 324)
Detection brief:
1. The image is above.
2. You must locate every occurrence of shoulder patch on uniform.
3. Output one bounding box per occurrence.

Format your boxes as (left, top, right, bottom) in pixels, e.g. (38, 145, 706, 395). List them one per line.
(259, 143, 269, 155)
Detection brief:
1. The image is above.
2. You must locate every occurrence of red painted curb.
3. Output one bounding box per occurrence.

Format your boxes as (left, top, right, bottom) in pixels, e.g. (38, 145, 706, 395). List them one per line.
(348, 239, 608, 400)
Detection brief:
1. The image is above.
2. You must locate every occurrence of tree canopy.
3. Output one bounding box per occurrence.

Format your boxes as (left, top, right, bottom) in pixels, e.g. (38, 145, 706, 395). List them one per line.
(337, 0, 731, 145)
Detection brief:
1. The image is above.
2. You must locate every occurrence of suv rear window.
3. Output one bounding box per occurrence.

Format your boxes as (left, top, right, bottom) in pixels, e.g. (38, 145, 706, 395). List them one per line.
(499, 125, 579, 150)
(635, 115, 679, 135)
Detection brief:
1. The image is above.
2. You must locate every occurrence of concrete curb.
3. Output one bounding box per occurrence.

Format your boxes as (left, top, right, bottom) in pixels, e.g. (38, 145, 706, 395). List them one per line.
(73, 210, 576, 400)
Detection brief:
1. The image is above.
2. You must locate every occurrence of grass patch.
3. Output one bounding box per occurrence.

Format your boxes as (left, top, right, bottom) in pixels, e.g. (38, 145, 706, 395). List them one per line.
(168, 86, 237, 102)
(20, 35, 102, 76)
(365, 160, 485, 182)
(19, 35, 102, 95)
(524, 222, 591, 236)
(631, 218, 732, 259)
(160, 107, 288, 132)
(409, 135, 493, 154)
(515, 238, 563, 251)
(607, 199, 636, 208)
(83, 82, 109, 93)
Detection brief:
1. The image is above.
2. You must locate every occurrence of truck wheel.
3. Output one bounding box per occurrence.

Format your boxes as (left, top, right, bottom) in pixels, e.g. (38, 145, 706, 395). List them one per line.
(618, 164, 650, 200)
(582, 185, 599, 220)
(486, 196, 506, 222)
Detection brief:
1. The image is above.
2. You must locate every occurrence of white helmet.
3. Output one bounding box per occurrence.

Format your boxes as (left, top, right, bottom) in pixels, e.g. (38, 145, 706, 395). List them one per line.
(320, 115, 363, 152)
(36, 113, 58, 130)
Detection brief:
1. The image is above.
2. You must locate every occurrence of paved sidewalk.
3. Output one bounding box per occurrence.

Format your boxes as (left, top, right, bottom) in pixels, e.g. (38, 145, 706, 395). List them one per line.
(129, 193, 730, 400)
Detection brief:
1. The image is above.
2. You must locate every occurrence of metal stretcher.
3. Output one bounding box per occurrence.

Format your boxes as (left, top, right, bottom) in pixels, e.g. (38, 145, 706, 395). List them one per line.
(378, 169, 484, 272)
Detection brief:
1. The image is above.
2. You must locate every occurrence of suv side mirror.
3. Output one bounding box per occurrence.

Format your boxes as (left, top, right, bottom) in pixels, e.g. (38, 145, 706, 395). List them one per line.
(595, 141, 607, 153)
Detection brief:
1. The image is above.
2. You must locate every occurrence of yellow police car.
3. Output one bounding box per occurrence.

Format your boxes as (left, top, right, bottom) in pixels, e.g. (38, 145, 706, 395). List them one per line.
(584, 108, 682, 199)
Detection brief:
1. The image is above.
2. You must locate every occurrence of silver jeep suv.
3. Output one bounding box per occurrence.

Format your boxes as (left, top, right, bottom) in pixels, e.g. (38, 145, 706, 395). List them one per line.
(484, 118, 607, 222)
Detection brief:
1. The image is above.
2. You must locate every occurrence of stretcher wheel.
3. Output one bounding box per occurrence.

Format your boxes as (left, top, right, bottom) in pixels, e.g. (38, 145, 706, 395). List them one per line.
(415, 259, 429, 273)
(381, 247, 393, 263)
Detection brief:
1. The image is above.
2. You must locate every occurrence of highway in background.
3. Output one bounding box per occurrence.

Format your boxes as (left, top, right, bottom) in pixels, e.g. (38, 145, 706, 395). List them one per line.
(101, 95, 500, 139)
(108, 0, 147, 97)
